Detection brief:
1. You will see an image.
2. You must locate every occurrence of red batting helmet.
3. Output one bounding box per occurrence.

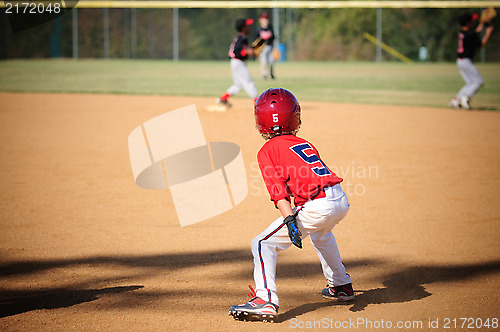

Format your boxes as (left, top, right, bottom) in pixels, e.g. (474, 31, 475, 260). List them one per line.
(254, 88, 301, 135)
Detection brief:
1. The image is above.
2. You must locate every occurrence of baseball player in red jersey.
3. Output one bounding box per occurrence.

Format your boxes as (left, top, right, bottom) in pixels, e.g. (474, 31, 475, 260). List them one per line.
(229, 88, 354, 322)
(217, 18, 259, 109)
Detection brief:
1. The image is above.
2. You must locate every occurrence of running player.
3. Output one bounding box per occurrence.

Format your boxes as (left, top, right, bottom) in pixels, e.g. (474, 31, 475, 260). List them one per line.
(228, 88, 354, 322)
(448, 12, 494, 110)
(217, 18, 259, 109)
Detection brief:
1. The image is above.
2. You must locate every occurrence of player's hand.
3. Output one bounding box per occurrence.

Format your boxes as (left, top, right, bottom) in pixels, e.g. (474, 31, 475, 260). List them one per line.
(284, 215, 302, 249)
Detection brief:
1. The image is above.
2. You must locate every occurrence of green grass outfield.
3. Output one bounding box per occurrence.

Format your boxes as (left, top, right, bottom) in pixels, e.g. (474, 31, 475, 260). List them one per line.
(1, 59, 499, 109)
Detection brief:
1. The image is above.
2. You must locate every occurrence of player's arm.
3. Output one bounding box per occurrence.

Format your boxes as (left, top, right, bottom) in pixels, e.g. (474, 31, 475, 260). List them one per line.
(269, 25, 275, 42)
(233, 36, 253, 58)
(258, 150, 303, 249)
(276, 199, 294, 218)
(257, 150, 289, 206)
(481, 25, 494, 46)
(277, 199, 302, 249)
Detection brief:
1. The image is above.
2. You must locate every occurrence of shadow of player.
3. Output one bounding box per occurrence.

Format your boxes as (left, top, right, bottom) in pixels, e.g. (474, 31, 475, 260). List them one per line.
(0, 285, 143, 318)
(276, 260, 500, 322)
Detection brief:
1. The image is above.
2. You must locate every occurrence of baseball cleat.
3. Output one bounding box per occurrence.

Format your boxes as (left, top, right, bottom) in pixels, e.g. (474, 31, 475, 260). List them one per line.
(228, 297, 278, 322)
(322, 283, 355, 301)
(459, 96, 471, 110)
(448, 98, 461, 110)
(216, 98, 232, 108)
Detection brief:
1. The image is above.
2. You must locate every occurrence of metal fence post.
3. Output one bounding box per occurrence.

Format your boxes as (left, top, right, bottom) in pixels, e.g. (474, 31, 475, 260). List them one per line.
(272, 7, 279, 44)
(149, 9, 154, 59)
(104, 8, 109, 59)
(131, 8, 137, 58)
(376, 8, 382, 63)
(124, 8, 130, 58)
(173, 8, 179, 61)
(72, 8, 78, 59)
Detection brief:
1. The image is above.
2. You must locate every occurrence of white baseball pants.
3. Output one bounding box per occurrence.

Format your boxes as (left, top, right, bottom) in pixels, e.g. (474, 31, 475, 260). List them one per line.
(227, 58, 258, 99)
(456, 58, 484, 99)
(259, 45, 274, 77)
(251, 184, 352, 306)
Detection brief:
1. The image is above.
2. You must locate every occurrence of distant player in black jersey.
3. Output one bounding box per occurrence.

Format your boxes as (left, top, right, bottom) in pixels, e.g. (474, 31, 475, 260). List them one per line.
(256, 12, 276, 80)
(216, 18, 258, 109)
(448, 12, 494, 110)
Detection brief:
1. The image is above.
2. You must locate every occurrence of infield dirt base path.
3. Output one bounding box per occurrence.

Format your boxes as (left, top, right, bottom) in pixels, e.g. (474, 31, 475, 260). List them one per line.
(1, 93, 499, 331)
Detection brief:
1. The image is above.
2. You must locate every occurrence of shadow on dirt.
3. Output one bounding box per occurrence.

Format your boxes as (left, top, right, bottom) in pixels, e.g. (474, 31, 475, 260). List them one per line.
(0, 249, 251, 278)
(0, 285, 143, 318)
(0, 249, 251, 318)
(472, 106, 498, 112)
(277, 260, 500, 322)
(1, 250, 499, 320)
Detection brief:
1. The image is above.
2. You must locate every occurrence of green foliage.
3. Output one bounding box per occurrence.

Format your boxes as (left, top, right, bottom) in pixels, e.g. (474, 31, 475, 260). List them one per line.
(382, 8, 462, 61)
(1, 7, 498, 62)
(292, 7, 470, 62)
(181, 8, 254, 60)
(294, 9, 377, 60)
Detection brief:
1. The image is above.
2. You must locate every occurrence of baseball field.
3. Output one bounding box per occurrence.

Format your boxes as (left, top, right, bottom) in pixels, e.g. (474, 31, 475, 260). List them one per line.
(1, 60, 499, 331)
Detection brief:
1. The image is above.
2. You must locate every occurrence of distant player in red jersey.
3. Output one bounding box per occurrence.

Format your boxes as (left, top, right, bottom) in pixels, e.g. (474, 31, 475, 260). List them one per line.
(229, 88, 354, 322)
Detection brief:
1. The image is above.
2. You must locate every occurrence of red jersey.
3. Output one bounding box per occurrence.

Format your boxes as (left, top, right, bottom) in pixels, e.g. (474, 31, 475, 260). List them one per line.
(257, 135, 343, 207)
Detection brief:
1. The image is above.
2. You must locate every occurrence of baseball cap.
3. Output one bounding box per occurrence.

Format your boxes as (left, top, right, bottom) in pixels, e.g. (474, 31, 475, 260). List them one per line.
(260, 12, 269, 19)
(235, 18, 254, 32)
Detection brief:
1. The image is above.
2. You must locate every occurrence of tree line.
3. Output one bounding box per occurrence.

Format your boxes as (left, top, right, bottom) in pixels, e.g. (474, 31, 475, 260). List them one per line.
(1, 7, 498, 61)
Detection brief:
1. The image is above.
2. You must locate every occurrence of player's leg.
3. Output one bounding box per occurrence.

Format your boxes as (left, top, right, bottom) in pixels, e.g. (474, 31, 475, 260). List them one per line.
(457, 59, 484, 109)
(309, 227, 354, 301)
(251, 216, 293, 307)
(228, 216, 289, 321)
(249, 187, 349, 307)
(302, 193, 350, 285)
(218, 59, 242, 107)
(457, 59, 471, 96)
(310, 232, 352, 286)
(300, 185, 353, 300)
(236, 62, 258, 100)
(249, 193, 343, 307)
(461, 60, 484, 97)
(260, 46, 269, 79)
(226, 59, 244, 96)
(450, 59, 464, 109)
(268, 46, 275, 79)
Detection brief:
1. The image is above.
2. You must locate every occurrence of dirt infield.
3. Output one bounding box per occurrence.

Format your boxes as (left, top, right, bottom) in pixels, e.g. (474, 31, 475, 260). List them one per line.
(1, 92, 499, 331)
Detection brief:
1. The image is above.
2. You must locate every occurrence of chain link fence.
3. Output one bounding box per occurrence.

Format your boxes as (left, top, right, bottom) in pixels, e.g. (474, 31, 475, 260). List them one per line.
(1, 7, 498, 61)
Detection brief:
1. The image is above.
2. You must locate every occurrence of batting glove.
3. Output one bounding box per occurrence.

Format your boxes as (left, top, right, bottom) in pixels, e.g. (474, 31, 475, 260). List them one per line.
(284, 215, 302, 249)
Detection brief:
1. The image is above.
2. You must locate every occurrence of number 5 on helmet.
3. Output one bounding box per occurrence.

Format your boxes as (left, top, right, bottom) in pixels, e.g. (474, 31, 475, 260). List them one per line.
(254, 88, 301, 139)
